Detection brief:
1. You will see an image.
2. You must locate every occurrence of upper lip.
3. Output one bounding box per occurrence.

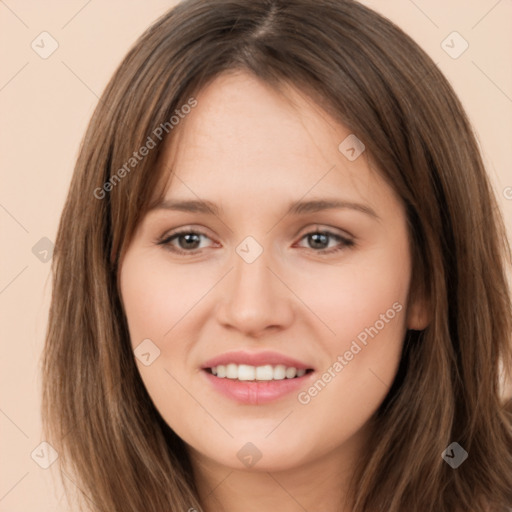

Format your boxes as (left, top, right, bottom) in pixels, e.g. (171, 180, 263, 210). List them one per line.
(201, 350, 314, 370)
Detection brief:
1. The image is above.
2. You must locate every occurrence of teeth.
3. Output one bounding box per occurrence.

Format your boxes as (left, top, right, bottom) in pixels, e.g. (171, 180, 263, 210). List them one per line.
(256, 365, 273, 380)
(226, 363, 238, 378)
(238, 364, 255, 381)
(210, 364, 309, 381)
(274, 364, 286, 380)
(285, 366, 297, 378)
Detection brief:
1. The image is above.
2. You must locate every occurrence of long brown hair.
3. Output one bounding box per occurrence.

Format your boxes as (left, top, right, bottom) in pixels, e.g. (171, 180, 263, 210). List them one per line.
(41, 0, 512, 510)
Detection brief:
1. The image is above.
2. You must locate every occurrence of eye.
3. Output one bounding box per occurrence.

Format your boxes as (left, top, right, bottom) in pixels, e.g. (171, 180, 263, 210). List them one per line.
(156, 226, 354, 255)
(295, 227, 354, 254)
(157, 229, 214, 254)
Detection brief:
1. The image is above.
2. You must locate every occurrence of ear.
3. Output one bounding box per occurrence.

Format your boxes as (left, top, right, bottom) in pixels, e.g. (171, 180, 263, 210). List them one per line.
(406, 290, 430, 331)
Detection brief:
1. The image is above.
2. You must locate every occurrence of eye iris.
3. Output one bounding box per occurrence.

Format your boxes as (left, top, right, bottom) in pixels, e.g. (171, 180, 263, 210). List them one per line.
(179, 233, 201, 250)
(309, 232, 329, 249)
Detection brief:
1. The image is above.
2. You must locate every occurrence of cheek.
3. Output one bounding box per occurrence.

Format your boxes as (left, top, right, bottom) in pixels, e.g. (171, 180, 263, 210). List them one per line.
(119, 253, 207, 345)
(292, 236, 410, 428)
(119, 252, 206, 420)
(288, 232, 410, 407)
(291, 240, 411, 350)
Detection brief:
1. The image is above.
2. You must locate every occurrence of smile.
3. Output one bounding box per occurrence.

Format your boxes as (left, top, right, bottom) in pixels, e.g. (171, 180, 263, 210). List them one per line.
(207, 363, 312, 381)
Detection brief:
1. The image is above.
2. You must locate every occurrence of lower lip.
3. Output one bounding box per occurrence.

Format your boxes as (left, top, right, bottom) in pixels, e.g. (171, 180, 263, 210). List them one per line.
(202, 369, 314, 405)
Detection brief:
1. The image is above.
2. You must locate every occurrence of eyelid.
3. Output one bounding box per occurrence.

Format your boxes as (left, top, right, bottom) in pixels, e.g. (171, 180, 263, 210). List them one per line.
(296, 223, 353, 240)
(158, 225, 212, 242)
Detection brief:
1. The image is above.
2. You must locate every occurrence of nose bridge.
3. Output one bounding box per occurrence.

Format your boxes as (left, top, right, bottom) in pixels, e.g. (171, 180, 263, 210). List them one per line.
(234, 242, 270, 289)
(231, 235, 276, 304)
(217, 234, 293, 334)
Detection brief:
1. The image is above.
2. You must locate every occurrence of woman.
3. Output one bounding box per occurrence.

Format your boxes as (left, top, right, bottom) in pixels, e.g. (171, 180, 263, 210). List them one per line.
(41, 0, 512, 510)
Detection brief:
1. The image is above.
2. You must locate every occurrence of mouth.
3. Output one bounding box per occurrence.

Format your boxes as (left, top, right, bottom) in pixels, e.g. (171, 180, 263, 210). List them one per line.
(200, 350, 316, 404)
(204, 364, 315, 381)
(201, 360, 316, 405)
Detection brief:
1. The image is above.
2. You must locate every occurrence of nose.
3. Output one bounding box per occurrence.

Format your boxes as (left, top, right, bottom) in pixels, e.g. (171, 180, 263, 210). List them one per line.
(216, 244, 295, 337)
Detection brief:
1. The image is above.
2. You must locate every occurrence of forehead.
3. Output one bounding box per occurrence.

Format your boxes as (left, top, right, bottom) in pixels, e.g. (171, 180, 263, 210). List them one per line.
(167, 70, 344, 166)
(152, 70, 398, 217)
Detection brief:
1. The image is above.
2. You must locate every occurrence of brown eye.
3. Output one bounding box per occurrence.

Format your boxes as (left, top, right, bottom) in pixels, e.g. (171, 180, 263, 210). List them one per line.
(157, 230, 212, 254)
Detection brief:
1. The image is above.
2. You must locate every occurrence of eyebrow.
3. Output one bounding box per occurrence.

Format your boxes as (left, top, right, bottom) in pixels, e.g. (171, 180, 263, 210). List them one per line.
(148, 198, 379, 219)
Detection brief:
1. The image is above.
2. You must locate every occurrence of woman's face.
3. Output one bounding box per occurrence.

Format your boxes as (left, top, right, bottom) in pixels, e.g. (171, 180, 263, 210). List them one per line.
(119, 70, 428, 474)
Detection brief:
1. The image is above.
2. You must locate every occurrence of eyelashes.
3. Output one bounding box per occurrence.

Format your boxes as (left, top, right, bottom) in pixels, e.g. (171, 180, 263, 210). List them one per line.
(156, 227, 355, 256)
(157, 230, 216, 254)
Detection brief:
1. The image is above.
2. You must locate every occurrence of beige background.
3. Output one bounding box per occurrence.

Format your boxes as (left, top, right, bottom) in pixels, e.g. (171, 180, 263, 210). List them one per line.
(1, 1, 511, 510)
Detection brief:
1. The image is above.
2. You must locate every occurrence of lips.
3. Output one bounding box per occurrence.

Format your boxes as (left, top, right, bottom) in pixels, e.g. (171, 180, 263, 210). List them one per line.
(200, 350, 316, 404)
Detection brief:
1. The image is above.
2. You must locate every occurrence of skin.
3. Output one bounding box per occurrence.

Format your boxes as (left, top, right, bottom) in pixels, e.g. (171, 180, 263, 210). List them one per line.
(119, 70, 429, 512)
